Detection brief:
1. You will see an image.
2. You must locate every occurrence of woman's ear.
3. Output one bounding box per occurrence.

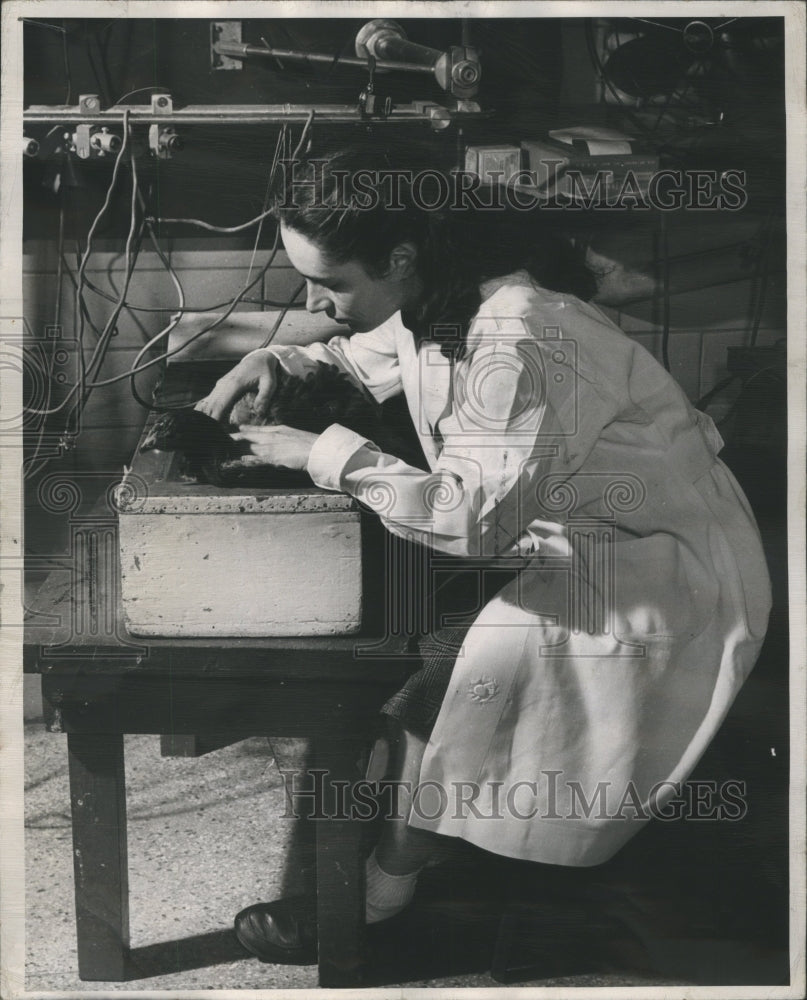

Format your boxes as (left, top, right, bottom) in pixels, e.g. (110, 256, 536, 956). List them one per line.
(387, 242, 418, 280)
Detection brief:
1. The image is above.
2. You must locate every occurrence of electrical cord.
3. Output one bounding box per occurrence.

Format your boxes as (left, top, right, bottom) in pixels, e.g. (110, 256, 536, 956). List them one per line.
(656, 211, 672, 372)
(61, 23, 73, 104)
(259, 278, 306, 349)
(21, 18, 65, 33)
(124, 122, 296, 409)
(113, 84, 172, 105)
(27, 111, 133, 416)
(76, 270, 302, 312)
(30, 116, 309, 419)
(149, 207, 277, 235)
(748, 210, 777, 348)
(246, 125, 287, 286)
(75, 108, 132, 345)
(250, 116, 313, 351)
(101, 233, 287, 392)
(119, 226, 282, 406)
(78, 147, 142, 421)
(85, 25, 114, 108)
(63, 246, 105, 340)
(127, 218, 187, 410)
(150, 111, 315, 235)
(108, 227, 298, 400)
(291, 109, 315, 159)
(81, 151, 141, 384)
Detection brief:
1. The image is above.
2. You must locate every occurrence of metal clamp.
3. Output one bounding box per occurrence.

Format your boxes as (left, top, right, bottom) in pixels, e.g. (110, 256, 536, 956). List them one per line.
(151, 93, 173, 115)
(78, 93, 102, 114)
(70, 125, 122, 159)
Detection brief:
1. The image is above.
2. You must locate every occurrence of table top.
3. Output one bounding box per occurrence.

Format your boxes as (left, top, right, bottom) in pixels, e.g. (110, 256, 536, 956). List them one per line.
(24, 557, 416, 677)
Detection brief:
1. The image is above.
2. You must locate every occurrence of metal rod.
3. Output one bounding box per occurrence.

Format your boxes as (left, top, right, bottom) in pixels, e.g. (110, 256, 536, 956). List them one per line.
(215, 42, 433, 75)
(23, 103, 451, 126)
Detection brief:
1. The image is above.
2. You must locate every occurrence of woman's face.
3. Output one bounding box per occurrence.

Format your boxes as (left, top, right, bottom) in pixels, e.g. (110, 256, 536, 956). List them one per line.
(280, 223, 412, 334)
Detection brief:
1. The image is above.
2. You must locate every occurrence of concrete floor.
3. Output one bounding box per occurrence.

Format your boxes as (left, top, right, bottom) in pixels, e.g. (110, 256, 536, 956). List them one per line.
(24, 718, 789, 992)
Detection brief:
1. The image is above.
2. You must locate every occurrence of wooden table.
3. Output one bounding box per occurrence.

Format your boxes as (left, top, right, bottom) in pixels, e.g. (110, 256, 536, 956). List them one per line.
(24, 543, 415, 987)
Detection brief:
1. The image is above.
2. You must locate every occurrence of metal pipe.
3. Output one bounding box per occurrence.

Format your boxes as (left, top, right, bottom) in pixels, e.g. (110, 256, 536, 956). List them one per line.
(214, 41, 433, 76)
(23, 103, 447, 126)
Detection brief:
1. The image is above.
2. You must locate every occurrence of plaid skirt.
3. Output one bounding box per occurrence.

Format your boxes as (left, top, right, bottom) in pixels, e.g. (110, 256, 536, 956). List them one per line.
(380, 566, 521, 737)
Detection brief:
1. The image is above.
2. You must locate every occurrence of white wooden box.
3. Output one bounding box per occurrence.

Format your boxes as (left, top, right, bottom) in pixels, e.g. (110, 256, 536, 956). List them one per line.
(117, 447, 364, 638)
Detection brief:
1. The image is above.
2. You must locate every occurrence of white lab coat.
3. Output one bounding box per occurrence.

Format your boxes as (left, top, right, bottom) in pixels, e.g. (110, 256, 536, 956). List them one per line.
(265, 273, 772, 866)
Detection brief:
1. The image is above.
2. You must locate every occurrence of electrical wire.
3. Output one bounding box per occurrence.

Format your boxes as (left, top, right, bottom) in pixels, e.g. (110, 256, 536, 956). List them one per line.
(31, 116, 309, 418)
(84, 226, 299, 397)
(78, 146, 142, 419)
(68, 160, 288, 314)
(127, 219, 187, 409)
(246, 125, 287, 286)
(21, 18, 65, 34)
(258, 278, 306, 349)
(659, 211, 672, 372)
(291, 109, 315, 159)
(75, 108, 132, 339)
(85, 26, 113, 108)
(108, 237, 289, 389)
(81, 135, 140, 385)
(123, 122, 297, 409)
(61, 24, 73, 104)
(27, 110, 132, 417)
(113, 85, 172, 105)
(118, 227, 282, 404)
(65, 245, 105, 340)
(150, 206, 278, 235)
(748, 210, 777, 347)
(151, 111, 315, 236)
(76, 270, 302, 312)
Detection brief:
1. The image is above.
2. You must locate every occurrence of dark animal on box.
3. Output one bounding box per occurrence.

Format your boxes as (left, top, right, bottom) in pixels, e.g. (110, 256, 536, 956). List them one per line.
(139, 361, 425, 487)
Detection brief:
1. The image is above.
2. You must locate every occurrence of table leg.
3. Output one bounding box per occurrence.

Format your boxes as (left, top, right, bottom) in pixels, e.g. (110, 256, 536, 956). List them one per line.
(314, 738, 367, 987)
(67, 733, 130, 981)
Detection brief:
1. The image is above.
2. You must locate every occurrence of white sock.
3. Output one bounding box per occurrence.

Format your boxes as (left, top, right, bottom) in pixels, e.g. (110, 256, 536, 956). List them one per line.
(365, 850, 420, 924)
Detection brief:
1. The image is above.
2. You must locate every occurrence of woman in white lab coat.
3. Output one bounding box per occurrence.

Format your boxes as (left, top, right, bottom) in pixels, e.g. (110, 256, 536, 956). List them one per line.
(198, 149, 771, 947)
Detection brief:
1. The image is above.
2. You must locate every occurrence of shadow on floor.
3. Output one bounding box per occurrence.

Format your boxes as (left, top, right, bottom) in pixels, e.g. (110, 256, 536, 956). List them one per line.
(125, 928, 247, 979)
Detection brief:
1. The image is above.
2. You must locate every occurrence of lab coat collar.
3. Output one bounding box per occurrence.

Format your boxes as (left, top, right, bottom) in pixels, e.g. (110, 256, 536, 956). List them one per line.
(479, 269, 539, 303)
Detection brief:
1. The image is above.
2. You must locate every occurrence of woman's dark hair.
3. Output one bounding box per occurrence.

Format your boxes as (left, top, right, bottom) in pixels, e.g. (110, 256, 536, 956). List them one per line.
(275, 145, 595, 358)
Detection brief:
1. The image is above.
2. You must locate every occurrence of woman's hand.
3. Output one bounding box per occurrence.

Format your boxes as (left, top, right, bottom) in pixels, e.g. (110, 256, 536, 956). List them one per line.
(230, 425, 319, 471)
(194, 350, 278, 422)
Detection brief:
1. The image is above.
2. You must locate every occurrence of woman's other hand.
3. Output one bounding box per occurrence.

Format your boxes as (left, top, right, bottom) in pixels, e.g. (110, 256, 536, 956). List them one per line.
(195, 350, 279, 422)
(230, 425, 319, 471)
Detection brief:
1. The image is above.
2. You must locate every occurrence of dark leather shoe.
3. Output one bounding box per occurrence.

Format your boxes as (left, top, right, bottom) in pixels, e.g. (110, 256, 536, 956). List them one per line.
(234, 898, 317, 965)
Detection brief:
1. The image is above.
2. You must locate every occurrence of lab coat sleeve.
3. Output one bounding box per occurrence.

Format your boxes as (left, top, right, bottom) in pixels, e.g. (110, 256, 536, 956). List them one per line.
(256, 320, 403, 402)
(308, 331, 611, 556)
